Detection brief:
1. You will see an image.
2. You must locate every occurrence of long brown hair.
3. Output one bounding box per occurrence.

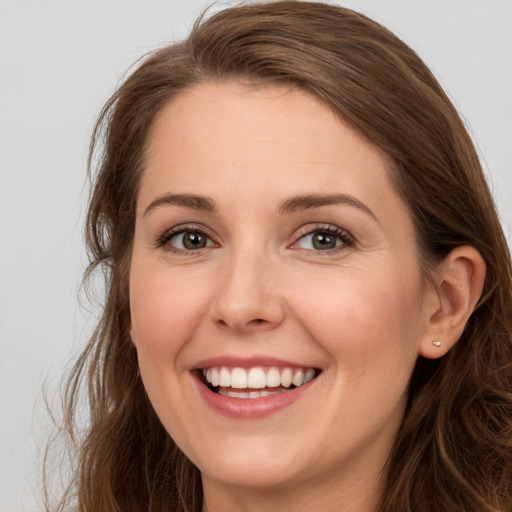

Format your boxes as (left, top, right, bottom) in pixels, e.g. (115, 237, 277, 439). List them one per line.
(47, 2, 512, 511)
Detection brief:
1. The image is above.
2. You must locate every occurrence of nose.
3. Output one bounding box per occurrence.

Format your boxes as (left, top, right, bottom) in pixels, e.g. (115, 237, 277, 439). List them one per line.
(209, 250, 285, 335)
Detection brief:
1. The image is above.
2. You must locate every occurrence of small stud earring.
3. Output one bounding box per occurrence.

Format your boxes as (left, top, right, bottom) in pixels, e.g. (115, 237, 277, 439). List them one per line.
(432, 340, 442, 348)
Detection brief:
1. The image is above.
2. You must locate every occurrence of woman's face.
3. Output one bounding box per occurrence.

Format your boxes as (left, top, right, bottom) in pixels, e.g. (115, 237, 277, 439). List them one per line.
(130, 82, 437, 500)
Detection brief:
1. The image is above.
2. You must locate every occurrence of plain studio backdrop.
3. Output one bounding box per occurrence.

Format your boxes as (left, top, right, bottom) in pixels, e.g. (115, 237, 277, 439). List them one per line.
(0, 1, 511, 510)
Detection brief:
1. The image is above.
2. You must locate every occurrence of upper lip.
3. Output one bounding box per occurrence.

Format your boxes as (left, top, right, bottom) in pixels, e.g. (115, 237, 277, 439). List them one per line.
(193, 355, 318, 370)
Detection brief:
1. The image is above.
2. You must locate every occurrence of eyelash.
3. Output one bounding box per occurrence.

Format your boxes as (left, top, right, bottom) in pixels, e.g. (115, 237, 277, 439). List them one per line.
(157, 223, 355, 254)
(291, 224, 355, 253)
(157, 224, 218, 253)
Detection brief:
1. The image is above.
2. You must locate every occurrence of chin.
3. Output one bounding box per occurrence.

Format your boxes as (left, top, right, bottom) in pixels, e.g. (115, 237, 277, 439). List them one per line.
(198, 450, 304, 490)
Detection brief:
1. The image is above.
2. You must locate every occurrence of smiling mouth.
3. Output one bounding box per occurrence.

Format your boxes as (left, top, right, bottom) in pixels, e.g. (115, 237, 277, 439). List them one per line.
(200, 366, 320, 399)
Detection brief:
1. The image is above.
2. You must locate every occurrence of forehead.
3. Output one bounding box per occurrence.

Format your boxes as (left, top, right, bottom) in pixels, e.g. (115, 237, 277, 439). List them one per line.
(141, 80, 394, 198)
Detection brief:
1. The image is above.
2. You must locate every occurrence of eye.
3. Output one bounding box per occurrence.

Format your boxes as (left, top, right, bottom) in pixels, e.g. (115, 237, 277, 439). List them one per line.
(292, 225, 354, 251)
(160, 228, 216, 252)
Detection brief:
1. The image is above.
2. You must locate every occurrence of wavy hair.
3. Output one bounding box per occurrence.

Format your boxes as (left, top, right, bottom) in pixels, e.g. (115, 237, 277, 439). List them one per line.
(47, 2, 512, 511)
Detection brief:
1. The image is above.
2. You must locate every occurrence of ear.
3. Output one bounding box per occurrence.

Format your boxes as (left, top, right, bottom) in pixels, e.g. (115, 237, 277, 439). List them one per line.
(419, 246, 486, 359)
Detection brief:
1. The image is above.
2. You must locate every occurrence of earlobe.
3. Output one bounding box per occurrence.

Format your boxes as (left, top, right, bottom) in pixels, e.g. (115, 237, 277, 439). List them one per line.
(419, 246, 486, 359)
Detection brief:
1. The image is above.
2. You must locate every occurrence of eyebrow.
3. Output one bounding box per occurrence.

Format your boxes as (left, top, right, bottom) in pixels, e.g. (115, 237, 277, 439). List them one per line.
(279, 193, 377, 221)
(143, 193, 217, 216)
(142, 192, 376, 221)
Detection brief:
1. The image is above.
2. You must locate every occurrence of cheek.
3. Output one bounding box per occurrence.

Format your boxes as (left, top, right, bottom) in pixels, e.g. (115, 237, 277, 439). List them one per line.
(287, 263, 425, 369)
(129, 263, 211, 358)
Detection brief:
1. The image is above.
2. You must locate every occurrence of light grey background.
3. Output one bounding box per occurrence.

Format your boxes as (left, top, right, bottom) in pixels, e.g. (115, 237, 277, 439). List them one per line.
(1, 1, 511, 511)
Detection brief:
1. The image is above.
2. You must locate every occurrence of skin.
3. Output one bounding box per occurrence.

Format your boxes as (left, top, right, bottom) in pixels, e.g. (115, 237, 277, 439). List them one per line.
(129, 81, 485, 512)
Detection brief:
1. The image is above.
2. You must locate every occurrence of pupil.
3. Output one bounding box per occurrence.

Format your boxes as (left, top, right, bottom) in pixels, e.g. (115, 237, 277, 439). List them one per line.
(313, 232, 335, 250)
(183, 231, 206, 249)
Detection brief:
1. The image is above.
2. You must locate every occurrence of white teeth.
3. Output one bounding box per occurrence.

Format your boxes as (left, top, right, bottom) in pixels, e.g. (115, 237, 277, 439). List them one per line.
(230, 367, 248, 389)
(292, 369, 304, 387)
(218, 388, 288, 399)
(225, 390, 248, 398)
(202, 365, 317, 392)
(266, 367, 281, 388)
(248, 367, 266, 388)
(219, 367, 231, 387)
(281, 368, 293, 387)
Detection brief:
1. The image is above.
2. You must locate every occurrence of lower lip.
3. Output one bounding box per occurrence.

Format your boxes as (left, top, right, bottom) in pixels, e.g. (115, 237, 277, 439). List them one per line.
(194, 374, 317, 419)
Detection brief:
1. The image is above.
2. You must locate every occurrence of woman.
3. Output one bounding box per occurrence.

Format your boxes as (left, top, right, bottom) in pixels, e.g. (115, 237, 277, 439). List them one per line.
(49, 2, 512, 511)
